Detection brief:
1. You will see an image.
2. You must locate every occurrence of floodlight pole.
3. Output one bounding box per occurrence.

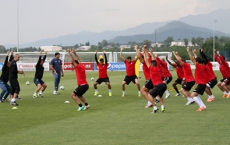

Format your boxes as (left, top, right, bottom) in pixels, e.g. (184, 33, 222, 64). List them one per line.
(17, 0, 19, 53)
(213, 20, 217, 62)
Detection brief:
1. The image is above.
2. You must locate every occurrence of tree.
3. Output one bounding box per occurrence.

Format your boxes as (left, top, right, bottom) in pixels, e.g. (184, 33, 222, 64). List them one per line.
(191, 37, 196, 46)
(195, 37, 204, 47)
(101, 40, 108, 47)
(164, 37, 174, 47)
(184, 38, 188, 46)
(0, 45, 6, 53)
(142, 40, 152, 48)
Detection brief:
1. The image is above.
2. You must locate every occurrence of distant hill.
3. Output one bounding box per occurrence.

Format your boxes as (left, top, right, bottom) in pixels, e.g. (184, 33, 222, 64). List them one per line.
(3, 8, 230, 48)
(179, 8, 230, 35)
(3, 21, 170, 48)
(109, 21, 230, 44)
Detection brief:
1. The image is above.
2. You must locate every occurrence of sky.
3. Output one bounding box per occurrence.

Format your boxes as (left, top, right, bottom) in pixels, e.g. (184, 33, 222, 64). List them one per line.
(0, 0, 230, 45)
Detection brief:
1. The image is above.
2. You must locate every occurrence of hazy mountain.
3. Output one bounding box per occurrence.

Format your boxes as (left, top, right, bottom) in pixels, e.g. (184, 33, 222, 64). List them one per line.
(109, 21, 229, 44)
(3, 21, 170, 48)
(179, 8, 230, 35)
(3, 8, 230, 48)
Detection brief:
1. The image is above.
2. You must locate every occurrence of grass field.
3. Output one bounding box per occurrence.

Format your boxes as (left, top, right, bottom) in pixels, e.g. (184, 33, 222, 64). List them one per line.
(1, 70, 230, 145)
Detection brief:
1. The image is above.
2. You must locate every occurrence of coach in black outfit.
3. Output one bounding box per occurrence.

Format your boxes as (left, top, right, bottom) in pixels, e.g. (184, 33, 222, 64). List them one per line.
(9, 54, 24, 106)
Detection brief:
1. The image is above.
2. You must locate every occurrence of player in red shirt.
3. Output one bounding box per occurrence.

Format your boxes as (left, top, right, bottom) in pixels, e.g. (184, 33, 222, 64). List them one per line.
(155, 55, 172, 98)
(93, 50, 112, 97)
(214, 50, 230, 98)
(143, 48, 167, 113)
(187, 47, 207, 111)
(120, 46, 141, 97)
(166, 56, 185, 97)
(135, 45, 153, 108)
(173, 51, 195, 105)
(198, 48, 217, 102)
(67, 48, 90, 111)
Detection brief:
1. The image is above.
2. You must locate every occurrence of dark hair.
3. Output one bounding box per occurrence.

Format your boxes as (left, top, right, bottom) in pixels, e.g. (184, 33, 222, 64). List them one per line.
(195, 57, 203, 64)
(99, 58, 104, 62)
(55, 52, 60, 56)
(127, 56, 132, 59)
(74, 60, 79, 64)
(151, 60, 157, 66)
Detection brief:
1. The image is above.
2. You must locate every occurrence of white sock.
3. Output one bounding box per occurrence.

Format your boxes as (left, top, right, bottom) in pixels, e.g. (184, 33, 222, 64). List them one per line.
(224, 91, 227, 94)
(197, 96, 205, 107)
(138, 91, 141, 95)
(165, 90, 169, 95)
(109, 89, 111, 93)
(193, 96, 202, 107)
(153, 106, 158, 110)
(187, 97, 192, 102)
(161, 105, 164, 109)
(209, 95, 214, 98)
(148, 101, 152, 105)
(122, 91, 125, 95)
(39, 91, 42, 94)
(228, 92, 230, 95)
(34, 92, 36, 95)
(95, 89, 98, 92)
(11, 98, 15, 102)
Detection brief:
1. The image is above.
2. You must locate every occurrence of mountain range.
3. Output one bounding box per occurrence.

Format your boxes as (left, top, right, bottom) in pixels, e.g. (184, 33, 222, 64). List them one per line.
(3, 8, 230, 48)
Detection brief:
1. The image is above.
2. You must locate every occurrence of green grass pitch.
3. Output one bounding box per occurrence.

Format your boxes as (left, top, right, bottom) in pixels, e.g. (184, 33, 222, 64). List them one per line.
(0, 70, 230, 145)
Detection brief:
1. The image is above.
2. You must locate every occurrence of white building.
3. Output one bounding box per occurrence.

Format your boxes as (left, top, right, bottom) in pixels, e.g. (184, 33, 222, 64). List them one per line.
(170, 40, 197, 47)
(77, 46, 90, 51)
(151, 42, 164, 47)
(119, 45, 131, 49)
(40, 46, 62, 52)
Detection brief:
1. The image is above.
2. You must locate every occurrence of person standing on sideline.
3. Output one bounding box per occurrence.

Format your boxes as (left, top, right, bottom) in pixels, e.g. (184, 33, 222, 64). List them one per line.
(94, 50, 112, 97)
(120, 46, 141, 97)
(67, 48, 90, 111)
(50, 52, 64, 95)
(9, 54, 24, 106)
(166, 56, 185, 97)
(0, 51, 13, 102)
(33, 51, 47, 98)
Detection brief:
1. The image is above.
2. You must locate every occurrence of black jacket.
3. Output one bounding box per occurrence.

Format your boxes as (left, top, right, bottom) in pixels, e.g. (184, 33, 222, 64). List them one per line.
(35, 55, 46, 79)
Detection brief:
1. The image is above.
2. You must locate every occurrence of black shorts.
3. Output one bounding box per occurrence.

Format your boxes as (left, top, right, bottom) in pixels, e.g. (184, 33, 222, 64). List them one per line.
(193, 84, 206, 95)
(182, 81, 195, 91)
(73, 84, 89, 97)
(10, 79, 20, 95)
(123, 75, 138, 85)
(175, 78, 183, 84)
(206, 78, 217, 88)
(144, 79, 154, 90)
(96, 77, 110, 84)
(150, 83, 167, 98)
(164, 76, 172, 84)
(220, 77, 230, 85)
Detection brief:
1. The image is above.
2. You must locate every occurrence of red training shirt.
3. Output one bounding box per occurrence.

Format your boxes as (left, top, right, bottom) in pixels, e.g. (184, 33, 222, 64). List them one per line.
(181, 62, 195, 82)
(149, 65, 164, 86)
(75, 63, 88, 86)
(97, 63, 108, 78)
(172, 63, 184, 79)
(124, 60, 136, 76)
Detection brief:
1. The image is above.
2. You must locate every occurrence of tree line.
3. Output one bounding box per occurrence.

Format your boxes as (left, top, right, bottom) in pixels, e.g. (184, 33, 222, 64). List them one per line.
(1, 36, 230, 61)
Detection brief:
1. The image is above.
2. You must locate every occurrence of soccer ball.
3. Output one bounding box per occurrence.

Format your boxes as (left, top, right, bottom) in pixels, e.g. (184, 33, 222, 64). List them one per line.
(26, 81, 30, 85)
(91, 77, 94, 81)
(60, 86, 65, 90)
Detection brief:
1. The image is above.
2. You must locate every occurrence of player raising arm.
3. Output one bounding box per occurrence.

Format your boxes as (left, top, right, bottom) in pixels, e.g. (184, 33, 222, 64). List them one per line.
(93, 50, 112, 97)
(143, 47, 167, 113)
(120, 46, 141, 97)
(67, 48, 90, 111)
